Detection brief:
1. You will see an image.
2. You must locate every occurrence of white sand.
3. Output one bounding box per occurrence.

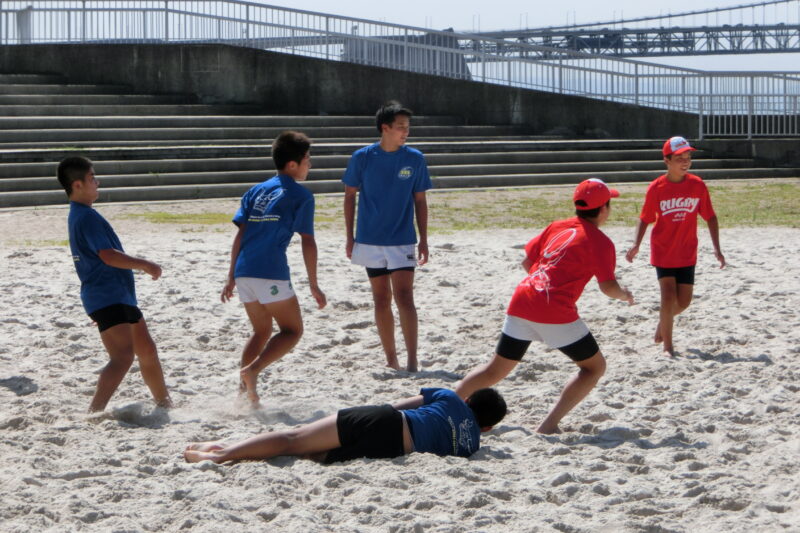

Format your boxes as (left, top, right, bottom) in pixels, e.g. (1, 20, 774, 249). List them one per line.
(1, 200, 798, 532)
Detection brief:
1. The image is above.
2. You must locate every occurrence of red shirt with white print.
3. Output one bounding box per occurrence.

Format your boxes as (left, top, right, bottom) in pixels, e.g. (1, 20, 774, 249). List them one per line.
(507, 217, 617, 324)
(640, 173, 716, 268)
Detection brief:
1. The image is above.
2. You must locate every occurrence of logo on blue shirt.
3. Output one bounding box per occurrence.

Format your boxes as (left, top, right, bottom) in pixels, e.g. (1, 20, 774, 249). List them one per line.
(254, 188, 286, 214)
(398, 166, 413, 180)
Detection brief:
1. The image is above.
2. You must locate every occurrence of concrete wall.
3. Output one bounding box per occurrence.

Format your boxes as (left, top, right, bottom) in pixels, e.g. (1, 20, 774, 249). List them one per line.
(0, 43, 698, 138)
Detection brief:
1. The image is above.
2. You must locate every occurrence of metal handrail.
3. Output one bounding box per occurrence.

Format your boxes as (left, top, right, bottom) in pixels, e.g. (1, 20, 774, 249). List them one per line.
(1, 0, 799, 138)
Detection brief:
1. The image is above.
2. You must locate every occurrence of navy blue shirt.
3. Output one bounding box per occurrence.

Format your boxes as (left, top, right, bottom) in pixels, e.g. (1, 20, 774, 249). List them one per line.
(233, 175, 315, 281)
(68, 202, 137, 314)
(404, 388, 481, 458)
(342, 143, 432, 246)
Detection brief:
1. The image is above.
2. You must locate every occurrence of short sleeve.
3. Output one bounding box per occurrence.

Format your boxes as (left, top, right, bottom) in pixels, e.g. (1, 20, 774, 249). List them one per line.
(420, 388, 443, 405)
(292, 195, 315, 235)
(640, 183, 658, 224)
(79, 211, 116, 252)
(697, 182, 716, 221)
(233, 188, 251, 226)
(593, 237, 617, 283)
(342, 151, 363, 188)
(413, 155, 432, 193)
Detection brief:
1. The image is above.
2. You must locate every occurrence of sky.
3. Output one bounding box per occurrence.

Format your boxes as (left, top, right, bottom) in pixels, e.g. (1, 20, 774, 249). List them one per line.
(255, 0, 800, 71)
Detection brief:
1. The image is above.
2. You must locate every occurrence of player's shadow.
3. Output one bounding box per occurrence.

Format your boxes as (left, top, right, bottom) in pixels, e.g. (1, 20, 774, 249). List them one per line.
(0, 376, 38, 396)
(683, 349, 773, 365)
(555, 426, 710, 451)
(369, 369, 462, 382)
(251, 408, 327, 427)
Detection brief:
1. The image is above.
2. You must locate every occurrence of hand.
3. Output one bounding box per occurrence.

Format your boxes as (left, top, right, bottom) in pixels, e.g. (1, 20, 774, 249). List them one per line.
(143, 261, 162, 280)
(417, 240, 429, 266)
(310, 285, 327, 309)
(221, 278, 236, 303)
(345, 236, 354, 259)
(715, 250, 726, 269)
(625, 245, 639, 263)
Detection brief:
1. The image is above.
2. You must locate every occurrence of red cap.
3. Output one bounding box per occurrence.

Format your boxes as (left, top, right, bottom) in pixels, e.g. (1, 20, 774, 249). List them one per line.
(573, 178, 619, 210)
(662, 136, 696, 157)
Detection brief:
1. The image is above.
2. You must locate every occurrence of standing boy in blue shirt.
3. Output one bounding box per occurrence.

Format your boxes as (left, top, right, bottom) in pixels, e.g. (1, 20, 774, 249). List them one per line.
(184, 387, 506, 464)
(343, 102, 432, 372)
(222, 131, 326, 406)
(58, 156, 172, 412)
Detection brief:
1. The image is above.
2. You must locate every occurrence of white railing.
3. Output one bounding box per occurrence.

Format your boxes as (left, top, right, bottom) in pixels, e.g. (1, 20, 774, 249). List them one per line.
(1, 0, 799, 139)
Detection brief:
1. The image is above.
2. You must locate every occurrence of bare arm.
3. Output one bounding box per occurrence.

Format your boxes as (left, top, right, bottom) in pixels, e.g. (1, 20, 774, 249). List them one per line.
(598, 280, 635, 305)
(414, 191, 429, 265)
(344, 186, 358, 259)
(625, 218, 649, 263)
(705, 215, 726, 268)
(300, 233, 327, 309)
(392, 394, 424, 410)
(221, 224, 245, 303)
(98, 248, 161, 280)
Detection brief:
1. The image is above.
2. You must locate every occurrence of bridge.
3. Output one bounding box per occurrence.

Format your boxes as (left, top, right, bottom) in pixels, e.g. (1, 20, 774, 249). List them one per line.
(474, 0, 800, 58)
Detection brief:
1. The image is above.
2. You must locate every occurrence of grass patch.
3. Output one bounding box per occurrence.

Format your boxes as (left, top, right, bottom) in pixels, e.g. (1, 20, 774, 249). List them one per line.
(123, 212, 231, 225)
(21, 239, 69, 247)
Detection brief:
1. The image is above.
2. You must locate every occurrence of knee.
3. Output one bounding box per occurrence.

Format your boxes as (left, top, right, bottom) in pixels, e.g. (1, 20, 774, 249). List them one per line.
(676, 295, 693, 313)
(582, 352, 606, 379)
(110, 350, 135, 370)
(393, 287, 415, 309)
(279, 322, 303, 342)
(372, 292, 393, 310)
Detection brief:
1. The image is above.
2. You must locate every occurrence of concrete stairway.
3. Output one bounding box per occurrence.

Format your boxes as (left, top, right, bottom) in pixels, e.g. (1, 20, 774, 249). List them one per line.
(1, 73, 794, 208)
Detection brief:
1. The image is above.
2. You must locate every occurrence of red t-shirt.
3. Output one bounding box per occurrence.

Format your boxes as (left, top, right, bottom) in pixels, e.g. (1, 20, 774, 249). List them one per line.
(639, 173, 716, 268)
(507, 217, 617, 324)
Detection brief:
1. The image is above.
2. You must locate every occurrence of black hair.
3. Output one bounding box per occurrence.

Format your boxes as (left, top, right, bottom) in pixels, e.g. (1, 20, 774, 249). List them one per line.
(575, 200, 610, 219)
(57, 156, 93, 197)
(272, 131, 311, 170)
(375, 100, 412, 134)
(466, 388, 507, 428)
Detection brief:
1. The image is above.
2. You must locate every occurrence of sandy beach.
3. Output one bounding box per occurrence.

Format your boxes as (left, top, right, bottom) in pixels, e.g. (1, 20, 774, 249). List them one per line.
(1, 194, 798, 532)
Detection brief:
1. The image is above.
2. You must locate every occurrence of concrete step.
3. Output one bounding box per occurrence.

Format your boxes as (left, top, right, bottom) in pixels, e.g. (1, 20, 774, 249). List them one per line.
(0, 140, 665, 163)
(0, 125, 526, 144)
(4, 167, 796, 208)
(0, 94, 196, 105)
(0, 155, 741, 182)
(0, 104, 266, 116)
(0, 84, 133, 95)
(0, 73, 65, 84)
(0, 114, 465, 129)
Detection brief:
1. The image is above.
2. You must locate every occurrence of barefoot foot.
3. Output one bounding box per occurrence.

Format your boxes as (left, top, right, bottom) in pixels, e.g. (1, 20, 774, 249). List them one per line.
(185, 441, 225, 453)
(536, 424, 563, 435)
(406, 358, 418, 373)
(240, 367, 260, 405)
(385, 356, 401, 371)
(184, 449, 223, 463)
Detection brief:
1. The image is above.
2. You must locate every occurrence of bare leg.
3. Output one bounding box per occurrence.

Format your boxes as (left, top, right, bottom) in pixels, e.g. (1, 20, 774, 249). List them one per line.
(657, 279, 694, 356)
(239, 303, 273, 391)
(240, 297, 303, 405)
(131, 318, 172, 408)
(184, 414, 340, 463)
(455, 353, 520, 400)
(90, 323, 136, 412)
(369, 275, 399, 370)
(391, 270, 418, 372)
(537, 352, 606, 434)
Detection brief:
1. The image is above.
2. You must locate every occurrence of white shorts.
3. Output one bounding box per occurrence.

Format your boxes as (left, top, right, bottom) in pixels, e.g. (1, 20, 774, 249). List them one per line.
(351, 243, 417, 270)
(235, 277, 295, 304)
(502, 315, 590, 349)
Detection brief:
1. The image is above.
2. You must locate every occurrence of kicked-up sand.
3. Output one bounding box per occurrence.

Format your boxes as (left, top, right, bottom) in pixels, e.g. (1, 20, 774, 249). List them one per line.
(0, 192, 798, 532)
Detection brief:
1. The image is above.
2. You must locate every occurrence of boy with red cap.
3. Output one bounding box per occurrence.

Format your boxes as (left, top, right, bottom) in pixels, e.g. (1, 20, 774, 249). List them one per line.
(625, 137, 725, 357)
(455, 178, 634, 434)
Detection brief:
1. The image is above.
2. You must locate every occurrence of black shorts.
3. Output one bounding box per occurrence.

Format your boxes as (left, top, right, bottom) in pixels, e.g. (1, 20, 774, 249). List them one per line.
(366, 266, 415, 278)
(88, 304, 143, 333)
(655, 265, 696, 285)
(323, 404, 405, 464)
(496, 332, 600, 362)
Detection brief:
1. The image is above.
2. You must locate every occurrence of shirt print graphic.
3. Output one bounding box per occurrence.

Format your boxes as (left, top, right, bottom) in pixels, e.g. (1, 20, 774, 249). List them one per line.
(660, 197, 700, 222)
(250, 188, 286, 222)
(458, 418, 476, 454)
(524, 228, 577, 301)
(398, 166, 413, 180)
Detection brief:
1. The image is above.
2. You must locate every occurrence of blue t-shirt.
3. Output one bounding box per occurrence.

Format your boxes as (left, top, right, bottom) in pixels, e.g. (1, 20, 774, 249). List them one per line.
(342, 143, 432, 246)
(68, 202, 137, 314)
(404, 388, 481, 458)
(233, 175, 315, 281)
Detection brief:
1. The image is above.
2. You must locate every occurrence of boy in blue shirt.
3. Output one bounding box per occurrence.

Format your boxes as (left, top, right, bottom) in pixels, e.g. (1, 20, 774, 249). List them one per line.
(58, 156, 172, 412)
(222, 131, 327, 406)
(184, 387, 506, 464)
(343, 102, 432, 372)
